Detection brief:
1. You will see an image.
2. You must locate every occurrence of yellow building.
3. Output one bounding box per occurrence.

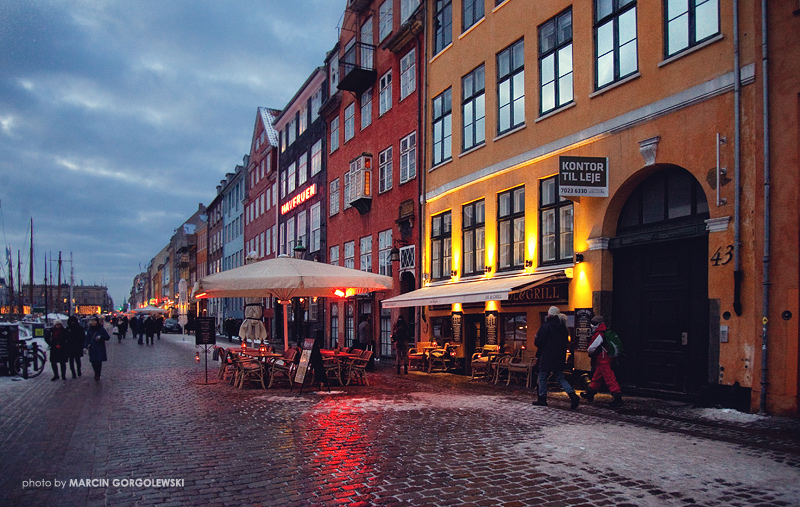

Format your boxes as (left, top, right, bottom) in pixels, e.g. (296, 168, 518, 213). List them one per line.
(384, 0, 799, 415)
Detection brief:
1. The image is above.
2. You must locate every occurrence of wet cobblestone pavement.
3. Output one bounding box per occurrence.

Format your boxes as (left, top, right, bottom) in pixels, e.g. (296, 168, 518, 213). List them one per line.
(2, 333, 799, 506)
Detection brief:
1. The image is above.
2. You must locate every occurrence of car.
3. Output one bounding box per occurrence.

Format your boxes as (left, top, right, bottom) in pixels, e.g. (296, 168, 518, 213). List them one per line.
(163, 318, 181, 333)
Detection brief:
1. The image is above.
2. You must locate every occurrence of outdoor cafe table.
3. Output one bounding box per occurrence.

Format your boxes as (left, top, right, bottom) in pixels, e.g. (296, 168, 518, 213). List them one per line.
(239, 349, 283, 362)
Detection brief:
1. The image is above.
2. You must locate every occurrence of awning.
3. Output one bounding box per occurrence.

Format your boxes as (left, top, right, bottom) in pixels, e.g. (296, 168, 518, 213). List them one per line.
(382, 271, 566, 308)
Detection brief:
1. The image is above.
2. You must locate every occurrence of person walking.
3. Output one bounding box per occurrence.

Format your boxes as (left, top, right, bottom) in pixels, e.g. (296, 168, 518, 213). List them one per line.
(155, 315, 164, 340)
(118, 316, 128, 341)
(65, 315, 85, 378)
(583, 315, 623, 407)
(45, 320, 69, 381)
(391, 315, 412, 375)
(83, 316, 110, 381)
(533, 306, 580, 409)
(144, 316, 156, 345)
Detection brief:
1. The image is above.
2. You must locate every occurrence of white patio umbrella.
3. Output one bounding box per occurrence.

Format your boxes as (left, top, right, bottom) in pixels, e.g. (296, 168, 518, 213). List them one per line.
(131, 305, 168, 314)
(192, 255, 393, 350)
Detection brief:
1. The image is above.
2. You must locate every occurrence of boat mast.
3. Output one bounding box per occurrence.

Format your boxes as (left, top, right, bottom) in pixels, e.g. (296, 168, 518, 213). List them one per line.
(28, 218, 33, 312)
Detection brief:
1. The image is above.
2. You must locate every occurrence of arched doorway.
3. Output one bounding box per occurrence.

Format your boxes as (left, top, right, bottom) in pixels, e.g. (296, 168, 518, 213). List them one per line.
(611, 166, 710, 397)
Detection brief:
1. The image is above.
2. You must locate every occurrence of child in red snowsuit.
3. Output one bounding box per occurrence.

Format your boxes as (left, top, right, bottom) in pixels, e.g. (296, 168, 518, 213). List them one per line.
(583, 315, 623, 407)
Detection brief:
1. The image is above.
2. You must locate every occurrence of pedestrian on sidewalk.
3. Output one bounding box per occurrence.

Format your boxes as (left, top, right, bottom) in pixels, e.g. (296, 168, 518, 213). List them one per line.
(583, 315, 623, 407)
(155, 315, 163, 340)
(45, 320, 69, 381)
(65, 315, 85, 378)
(533, 306, 580, 409)
(391, 315, 411, 375)
(144, 316, 156, 345)
(84, 316, 110, 381)
(118, 316, 128, 341)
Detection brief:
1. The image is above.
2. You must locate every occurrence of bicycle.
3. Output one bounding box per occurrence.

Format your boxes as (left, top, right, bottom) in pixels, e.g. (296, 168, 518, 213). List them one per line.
(13, 338, 47, 379)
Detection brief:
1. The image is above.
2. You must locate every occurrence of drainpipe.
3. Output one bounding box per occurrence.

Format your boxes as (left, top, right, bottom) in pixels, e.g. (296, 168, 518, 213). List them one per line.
(732, 0, 743, 317)
(417, 3, 428, 344)
(759, 0, 771, 415)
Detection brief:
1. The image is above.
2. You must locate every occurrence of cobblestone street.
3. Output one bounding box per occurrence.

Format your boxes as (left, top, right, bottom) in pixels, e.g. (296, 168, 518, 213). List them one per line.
(1, 333, 799, 507)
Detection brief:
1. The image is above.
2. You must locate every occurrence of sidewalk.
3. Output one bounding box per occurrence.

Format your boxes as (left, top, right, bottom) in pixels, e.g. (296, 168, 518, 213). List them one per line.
(1, 332, 799, 506)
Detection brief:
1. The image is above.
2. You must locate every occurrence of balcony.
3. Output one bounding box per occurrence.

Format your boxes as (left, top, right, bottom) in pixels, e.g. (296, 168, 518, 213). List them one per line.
(338, 41, 377, 95)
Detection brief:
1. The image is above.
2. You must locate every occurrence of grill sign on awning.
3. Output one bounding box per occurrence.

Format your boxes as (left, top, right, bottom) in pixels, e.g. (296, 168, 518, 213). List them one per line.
(559, 156, 608, 197)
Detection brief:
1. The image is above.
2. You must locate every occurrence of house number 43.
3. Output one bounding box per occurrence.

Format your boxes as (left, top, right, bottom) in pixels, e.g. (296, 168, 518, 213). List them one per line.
(710, 245, 733, 266)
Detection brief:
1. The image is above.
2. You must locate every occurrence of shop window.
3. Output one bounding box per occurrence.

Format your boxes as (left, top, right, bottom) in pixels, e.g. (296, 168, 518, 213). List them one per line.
(330, 303, 339, 348)
(380, 307, 392, 358)
(431, 316, 453, 345)
(539, 176, 573, 265)
(500, 314, 527, 353)
(345, 302, 355, 347)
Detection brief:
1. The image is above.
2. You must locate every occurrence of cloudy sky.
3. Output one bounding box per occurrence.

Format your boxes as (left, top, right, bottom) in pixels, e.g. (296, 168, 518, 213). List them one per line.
(0, 0, 344, 309)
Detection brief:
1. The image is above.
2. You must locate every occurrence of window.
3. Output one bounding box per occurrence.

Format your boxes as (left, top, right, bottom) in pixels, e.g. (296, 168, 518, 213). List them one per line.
(266, 228, 272, 256)
(462, 65, 485, 152)
(285, 217, 295, 253)
(297, 210, 307, 250)
(400, 49, 416, 100)
(595, 0, 638, 89)
(498, 186, 524, 270)
(431, 211, 452, 280)
(298, 102, 308, 136)
(361, 17, 374, 69)
(361, 88, 372, 130)
(311, 140, 322, 176)
(360, 235, 372, 272)
(378, 229, 393, 277)
(345, 302, 354, 347)
(329, 53, 339, 94)
(311, 88, 323, 122)
(401, 0, 420, 23)
(310, 202, 321, 252)
(287, 115, 296, 146)
(497, 39, 525, 134)
(330, 116, 340, 153)
(379, 71, 392, 116)
(379, 1, 393, 41)
(330, 303, 339, 348)
(380, 307, 392, 358)
(400, 132, 417, 183)
(330, 245, 340, 266)
(343, 171, 351, 209)
(330, 178, 340, 216)
(539, 8, 573, 115)
(539, 176, 573, 264)
(297, 153, 308, 186)
(344, 241, 355, 269)
(344, 103, 355, 141)
(287, 162, 296, 194)
(432, 88, 452, 166)
(433, 0, 453, 55)
(280, 170, 287, 198)
(462, 0, 484, 32)
(462, 199, 485, 276)
(501, 314, 527, 352)
(665, 0, 719, 57)
(379, 146, 393, 193)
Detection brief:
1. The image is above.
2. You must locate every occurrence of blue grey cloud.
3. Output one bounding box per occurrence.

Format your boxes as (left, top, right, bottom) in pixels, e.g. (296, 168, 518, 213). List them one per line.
(0, 0, 344, 307)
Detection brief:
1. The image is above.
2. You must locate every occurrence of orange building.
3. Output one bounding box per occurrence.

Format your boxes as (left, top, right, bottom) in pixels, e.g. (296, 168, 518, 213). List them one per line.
(383, 0, 799, 415)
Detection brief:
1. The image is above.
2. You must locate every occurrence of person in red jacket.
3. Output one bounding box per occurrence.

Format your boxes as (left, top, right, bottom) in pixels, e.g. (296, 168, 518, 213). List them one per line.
(583, 315, 623, 407)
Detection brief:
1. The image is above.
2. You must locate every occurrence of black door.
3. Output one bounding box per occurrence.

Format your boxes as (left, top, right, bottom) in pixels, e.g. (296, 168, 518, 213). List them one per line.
(613, 236, 709, 395)
(463, 314, 484, 375)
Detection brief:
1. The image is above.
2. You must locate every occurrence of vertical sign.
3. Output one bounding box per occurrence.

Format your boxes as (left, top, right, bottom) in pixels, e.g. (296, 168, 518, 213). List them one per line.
(485, 311, 498, 345)
(294, 338, 315, 385)
(451, 312, 463, 343)
(574, 308, 593, 351)
(559, 156, 609, 197)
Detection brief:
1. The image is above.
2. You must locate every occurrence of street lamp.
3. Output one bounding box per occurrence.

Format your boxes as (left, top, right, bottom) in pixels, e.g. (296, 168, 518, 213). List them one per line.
(389, 245, 400, 263)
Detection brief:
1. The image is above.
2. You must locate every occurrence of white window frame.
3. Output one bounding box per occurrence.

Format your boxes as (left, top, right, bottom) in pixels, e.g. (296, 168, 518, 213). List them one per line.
(344, 103, 355, 142)
(400, 48, 416, 100)
(361, 88, 373, 130)
(330, 116, 340, 153)
(378, 229, 392, 276)
(400, 131, 417, 183)
(311, 140, 322, 176)
(310, 202, 321, 252)
(330, 245, 340, 266)
(359, 235, 372, 272)
(379, 1, 393, 41)
(379, 146, 393, 193)
(379, 71, 392, 116)
(344, 241, 355, 269)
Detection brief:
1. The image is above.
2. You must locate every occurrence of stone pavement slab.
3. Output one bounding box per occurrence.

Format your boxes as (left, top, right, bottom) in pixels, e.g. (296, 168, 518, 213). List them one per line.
(1, 333, 799, 506)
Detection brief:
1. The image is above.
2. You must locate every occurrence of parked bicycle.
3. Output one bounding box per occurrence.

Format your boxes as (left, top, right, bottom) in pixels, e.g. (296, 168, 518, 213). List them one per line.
(13, 338, 47, 379)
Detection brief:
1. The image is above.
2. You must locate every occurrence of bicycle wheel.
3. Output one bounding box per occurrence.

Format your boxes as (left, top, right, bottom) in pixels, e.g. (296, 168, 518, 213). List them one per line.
(28, 349, 47, 378)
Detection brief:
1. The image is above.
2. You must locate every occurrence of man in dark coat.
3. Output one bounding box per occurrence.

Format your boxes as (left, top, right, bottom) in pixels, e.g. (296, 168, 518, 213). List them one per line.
(144, 316, 156, 345)
(83, 316, 110, 381)
(533, 306, 580, 409)
(65, 315, 85, 378)
(45, 320, 69, 381)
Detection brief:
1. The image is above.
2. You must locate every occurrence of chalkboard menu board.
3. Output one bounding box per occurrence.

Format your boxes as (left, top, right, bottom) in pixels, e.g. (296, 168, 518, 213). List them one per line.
(575, 308, 593, 351)
(195, 317, 217, 346)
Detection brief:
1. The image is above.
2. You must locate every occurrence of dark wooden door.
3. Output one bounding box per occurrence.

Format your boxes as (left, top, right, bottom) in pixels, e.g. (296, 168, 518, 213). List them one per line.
(613, 236, 709, 395)
(463, 314, 484, 375)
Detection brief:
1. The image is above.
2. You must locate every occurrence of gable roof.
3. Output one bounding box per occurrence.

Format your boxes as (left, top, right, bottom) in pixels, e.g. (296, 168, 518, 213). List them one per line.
(258, 107, 280, 147)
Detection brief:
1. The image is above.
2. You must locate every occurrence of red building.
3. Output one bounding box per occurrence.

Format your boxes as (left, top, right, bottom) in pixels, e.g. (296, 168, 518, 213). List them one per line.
(321, 0, 424, 358)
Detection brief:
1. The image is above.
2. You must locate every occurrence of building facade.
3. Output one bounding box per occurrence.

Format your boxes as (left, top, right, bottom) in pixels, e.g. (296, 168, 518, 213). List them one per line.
(381, 0, 800, 415)
(221, 159, 247, 320)
(322, 0, 425, 358)
(274, 67, 329, 345)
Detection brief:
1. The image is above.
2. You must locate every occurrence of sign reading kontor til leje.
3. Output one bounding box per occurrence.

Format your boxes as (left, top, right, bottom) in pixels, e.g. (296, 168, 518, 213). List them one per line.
(559, 156, 608, 197)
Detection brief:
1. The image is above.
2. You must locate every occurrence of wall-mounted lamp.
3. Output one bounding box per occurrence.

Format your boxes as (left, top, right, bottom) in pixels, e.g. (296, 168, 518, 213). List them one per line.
(575, 253, 584, 264)
(484, 265, 492, 274)
(389, 245, 400, 263)
(524, 260, 533, 268)
(451, 269, 458, 277)
(422, 273, 429, 282)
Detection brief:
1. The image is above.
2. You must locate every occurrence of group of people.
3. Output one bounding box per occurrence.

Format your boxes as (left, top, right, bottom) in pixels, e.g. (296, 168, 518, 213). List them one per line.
(533, 306, 622, 409)
(114, 314, 163, 345)
(44, 315, 111, 381)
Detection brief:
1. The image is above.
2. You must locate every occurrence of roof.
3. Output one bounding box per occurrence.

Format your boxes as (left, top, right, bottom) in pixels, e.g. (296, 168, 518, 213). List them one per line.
(258, 107, 280, 147)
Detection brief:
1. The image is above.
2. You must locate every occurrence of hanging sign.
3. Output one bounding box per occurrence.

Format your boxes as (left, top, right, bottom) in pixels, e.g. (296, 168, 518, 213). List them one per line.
(559, 156, 608, 197)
